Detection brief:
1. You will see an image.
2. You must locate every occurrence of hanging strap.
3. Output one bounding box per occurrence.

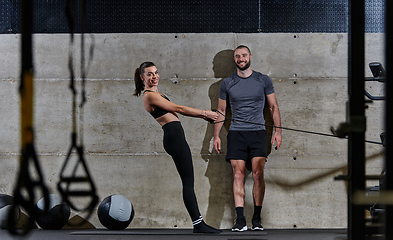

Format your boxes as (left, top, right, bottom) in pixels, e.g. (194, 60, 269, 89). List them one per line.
(57, 134, 98, 221)
(57, 0, 98, 226)
(8, 0, 50, 235)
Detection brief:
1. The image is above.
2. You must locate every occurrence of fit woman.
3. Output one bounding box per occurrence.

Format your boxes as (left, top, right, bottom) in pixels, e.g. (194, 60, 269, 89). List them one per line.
(134, 62, 221, 233)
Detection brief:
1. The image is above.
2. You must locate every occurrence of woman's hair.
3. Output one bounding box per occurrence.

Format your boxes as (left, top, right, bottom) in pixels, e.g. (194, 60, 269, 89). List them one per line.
(134, 61, 156, 96)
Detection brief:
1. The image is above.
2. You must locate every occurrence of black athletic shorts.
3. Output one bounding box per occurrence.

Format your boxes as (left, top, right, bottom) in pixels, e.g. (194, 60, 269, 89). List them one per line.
(226, 130, 268, 163)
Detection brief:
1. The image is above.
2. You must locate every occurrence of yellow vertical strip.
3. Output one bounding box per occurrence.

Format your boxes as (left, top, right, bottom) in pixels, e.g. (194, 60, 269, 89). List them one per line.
(20, 69, 34, 148)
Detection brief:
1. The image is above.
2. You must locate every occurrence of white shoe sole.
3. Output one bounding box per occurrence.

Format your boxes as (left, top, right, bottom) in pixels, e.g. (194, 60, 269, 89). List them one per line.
(232, 226, 248, 232)
(251, 226, 264, 231)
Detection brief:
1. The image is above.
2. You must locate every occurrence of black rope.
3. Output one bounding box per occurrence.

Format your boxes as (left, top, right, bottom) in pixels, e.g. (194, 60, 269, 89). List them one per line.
(57, 0, 98, 226)
(212, 109, 382, 145)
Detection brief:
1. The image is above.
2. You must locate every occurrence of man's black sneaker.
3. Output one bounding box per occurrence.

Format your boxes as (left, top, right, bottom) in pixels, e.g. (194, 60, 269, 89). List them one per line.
(231, 217, 247, 232)
(251, 217, 264, 230)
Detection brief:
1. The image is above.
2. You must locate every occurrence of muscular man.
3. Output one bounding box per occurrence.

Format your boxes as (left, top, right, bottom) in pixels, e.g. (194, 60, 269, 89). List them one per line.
(213, 45, 282, 231)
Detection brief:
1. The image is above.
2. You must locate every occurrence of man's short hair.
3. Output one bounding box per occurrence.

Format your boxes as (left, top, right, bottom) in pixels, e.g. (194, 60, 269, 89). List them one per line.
(235, 45, 251, 55)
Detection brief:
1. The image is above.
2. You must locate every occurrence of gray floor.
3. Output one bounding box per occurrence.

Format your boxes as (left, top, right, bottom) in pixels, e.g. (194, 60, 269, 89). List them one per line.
(1, 228, 348, 240)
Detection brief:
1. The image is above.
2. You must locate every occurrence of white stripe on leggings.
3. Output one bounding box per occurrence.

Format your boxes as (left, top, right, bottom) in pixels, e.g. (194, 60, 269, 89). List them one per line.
(192, 216, 203, 225)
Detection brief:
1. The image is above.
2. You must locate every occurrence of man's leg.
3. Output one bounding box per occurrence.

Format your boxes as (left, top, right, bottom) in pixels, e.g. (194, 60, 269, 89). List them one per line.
(251, 156, 266, 230)
(251, 157, 266, 206)
(230, 159, 247, 231)
(231, 159, 246, 207)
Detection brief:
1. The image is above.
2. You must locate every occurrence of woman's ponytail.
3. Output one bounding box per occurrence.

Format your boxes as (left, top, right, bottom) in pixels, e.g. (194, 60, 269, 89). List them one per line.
(134, 67, 144, 96)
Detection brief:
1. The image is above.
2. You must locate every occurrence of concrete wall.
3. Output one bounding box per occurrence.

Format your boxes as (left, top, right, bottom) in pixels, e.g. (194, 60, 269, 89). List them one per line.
(0, 33, 385, 229)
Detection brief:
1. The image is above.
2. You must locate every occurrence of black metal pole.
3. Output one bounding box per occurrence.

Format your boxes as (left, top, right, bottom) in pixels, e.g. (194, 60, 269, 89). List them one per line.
(384, 0, 392, 238)
(347, 1, 366, 239)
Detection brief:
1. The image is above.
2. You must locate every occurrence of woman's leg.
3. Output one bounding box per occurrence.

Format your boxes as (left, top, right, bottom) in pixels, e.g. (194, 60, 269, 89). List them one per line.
(163, 122, 221, 233)
(163, 122, 200, 220)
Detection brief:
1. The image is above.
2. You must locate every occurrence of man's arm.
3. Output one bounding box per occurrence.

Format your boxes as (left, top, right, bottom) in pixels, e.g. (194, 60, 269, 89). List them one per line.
(213, 98, 227, 153)
(266, 93, 282, 150)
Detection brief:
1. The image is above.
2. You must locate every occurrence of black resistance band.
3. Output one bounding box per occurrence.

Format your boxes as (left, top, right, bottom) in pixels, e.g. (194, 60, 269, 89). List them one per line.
(211, 109, 382, 145)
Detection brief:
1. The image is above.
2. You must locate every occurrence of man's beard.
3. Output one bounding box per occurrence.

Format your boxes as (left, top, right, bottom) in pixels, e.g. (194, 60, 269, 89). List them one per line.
(236, 60, 251, 71)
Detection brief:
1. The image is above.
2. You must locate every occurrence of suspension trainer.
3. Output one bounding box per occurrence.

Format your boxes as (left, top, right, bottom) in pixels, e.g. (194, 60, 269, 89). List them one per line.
(211, 109, 382, 145)
(57, 0, 98, 225)
(8, 0, 50, 235)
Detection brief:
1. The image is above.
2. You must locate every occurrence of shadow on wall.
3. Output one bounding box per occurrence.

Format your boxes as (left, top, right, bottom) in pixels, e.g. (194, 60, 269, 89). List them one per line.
(200, 49, 234, 228)
(200, 49, 274, 228)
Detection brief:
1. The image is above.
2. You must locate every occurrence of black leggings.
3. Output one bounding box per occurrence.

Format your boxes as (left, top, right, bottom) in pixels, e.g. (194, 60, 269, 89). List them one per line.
(162, 121, 200, 221)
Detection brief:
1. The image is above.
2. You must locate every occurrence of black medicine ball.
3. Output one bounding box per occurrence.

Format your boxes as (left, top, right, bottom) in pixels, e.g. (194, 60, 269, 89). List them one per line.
(0, 194, 21, 229)
(35, 194, 70, 230)
(97, 195, 134, 230)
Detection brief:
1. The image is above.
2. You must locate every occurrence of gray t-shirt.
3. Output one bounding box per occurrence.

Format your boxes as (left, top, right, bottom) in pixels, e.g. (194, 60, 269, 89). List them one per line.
(219, 71, 275, 131)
